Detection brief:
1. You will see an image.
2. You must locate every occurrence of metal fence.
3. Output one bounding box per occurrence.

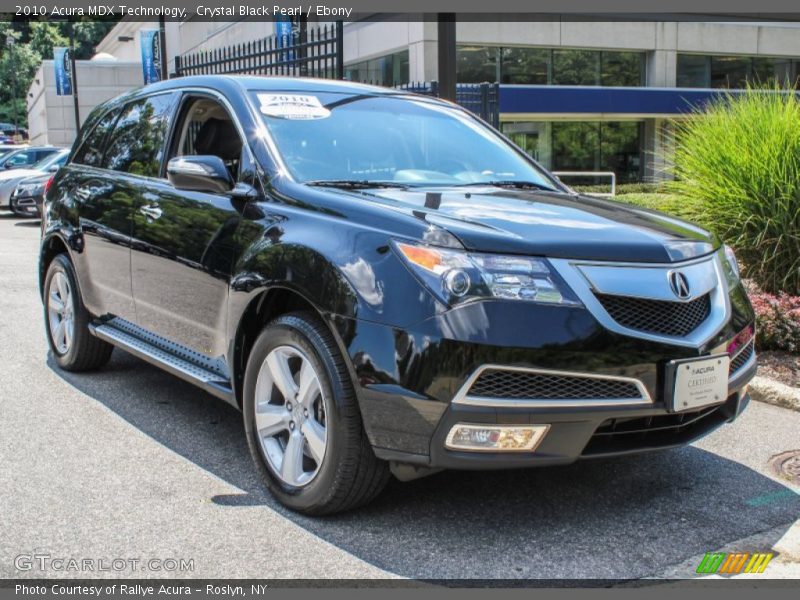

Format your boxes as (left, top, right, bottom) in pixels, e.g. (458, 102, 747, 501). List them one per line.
(173, 27, 500, 128)
(394, 81, 501, 128)
(552, 171, 618, 196)
(174, 23, 343, 79)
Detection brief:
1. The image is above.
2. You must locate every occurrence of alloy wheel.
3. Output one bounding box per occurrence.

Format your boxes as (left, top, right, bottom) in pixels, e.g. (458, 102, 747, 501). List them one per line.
(48, 271, 74, 355)
(254, 345, 328, 487)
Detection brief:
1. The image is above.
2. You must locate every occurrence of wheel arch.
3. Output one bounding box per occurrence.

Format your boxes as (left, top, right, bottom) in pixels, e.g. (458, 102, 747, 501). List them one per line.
(39, 233, 73, 300)
(229, 285, 359, 410)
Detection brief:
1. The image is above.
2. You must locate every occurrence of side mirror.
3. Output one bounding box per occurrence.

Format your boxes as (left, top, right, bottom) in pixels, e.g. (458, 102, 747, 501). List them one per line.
(167, 155, 234, 194)
(48, 164, 60, 173)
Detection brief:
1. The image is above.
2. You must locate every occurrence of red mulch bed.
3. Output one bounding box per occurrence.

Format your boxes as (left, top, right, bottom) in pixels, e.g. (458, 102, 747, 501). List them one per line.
(757, 351, 800, 388)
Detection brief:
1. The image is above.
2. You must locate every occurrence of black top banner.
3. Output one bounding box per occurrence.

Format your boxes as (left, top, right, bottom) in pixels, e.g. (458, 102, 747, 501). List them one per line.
(4, 0, 800, 20)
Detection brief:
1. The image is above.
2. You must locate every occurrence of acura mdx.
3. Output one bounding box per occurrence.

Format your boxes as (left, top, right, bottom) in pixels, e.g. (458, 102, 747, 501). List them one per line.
(39, 77, 757, 514)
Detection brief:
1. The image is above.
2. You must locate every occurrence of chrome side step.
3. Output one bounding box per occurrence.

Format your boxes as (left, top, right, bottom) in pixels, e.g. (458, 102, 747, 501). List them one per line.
(89, 319, 235, 405)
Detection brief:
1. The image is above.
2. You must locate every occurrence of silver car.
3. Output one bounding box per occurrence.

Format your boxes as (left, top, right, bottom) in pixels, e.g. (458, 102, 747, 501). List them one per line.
(0, 149, 69, 208)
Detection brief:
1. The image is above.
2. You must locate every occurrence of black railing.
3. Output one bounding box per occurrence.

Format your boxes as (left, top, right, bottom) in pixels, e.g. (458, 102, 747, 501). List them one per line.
(174, 23, 343, 79)
(394, 81, 500, 128)
(173, 26, 499, 128)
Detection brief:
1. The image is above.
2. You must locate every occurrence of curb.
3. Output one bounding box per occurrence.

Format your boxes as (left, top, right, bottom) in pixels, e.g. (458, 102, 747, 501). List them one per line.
(749, 375, 800, 412)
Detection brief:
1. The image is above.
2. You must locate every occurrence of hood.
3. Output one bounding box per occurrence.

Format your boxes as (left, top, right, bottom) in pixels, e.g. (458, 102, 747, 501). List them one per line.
(0, 168, 41, 182)
(353, 186, 717, 263)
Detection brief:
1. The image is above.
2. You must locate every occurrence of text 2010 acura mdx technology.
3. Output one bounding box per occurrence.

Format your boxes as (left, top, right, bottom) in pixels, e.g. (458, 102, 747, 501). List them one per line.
(40, 77, 757, 514)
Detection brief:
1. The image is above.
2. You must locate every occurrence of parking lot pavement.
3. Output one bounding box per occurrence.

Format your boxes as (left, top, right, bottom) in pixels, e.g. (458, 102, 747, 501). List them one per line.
(0, 211, 798, 581)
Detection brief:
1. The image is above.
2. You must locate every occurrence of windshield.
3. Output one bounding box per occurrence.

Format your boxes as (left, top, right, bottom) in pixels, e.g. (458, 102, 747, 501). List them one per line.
(0, 149, 28, 167)
(252, 92, 556, 189)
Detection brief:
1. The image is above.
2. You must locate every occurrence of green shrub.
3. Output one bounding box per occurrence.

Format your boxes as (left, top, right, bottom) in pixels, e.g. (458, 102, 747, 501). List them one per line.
(572, 182, 668, 195)
(612, 193, 706, 224)
(743, 280, 800, 353)
(669, 86, 800, 295)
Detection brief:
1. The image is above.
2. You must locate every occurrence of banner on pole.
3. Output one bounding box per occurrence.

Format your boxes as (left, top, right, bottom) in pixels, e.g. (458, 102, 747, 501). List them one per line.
(53, 47, 73, 96)
(140, 29, 162, 84)
(275, 17, 295, 60)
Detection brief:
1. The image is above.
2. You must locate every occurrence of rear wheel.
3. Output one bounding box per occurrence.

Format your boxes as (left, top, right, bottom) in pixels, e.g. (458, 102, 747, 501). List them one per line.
(243, 312, 389, 515)
(44, 254, 113, 371)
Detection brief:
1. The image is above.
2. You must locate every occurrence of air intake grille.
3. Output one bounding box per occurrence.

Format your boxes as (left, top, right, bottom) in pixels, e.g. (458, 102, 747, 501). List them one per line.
(468, 369, 643, 400)
(729, 341, 755, 375)
(596, 293, 711, 337)
(582, 402, 728, 456)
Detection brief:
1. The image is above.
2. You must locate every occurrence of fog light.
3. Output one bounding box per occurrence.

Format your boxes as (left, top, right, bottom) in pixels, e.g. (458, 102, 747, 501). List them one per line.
(445, 423, 549, 452)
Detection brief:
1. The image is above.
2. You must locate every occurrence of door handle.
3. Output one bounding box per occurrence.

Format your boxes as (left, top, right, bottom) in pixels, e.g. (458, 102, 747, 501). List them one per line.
(139, 205, 163, 220)
(74, 186, 92, 202)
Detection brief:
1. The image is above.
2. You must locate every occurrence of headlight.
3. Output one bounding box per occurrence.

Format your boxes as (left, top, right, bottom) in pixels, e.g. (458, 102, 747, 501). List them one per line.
(722, 245, 741, 287)
(393, 240, 581, 307)
(14, 182, 44, 197)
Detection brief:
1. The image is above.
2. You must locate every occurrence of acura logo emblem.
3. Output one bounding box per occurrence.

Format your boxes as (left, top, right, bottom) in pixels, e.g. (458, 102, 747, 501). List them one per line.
(669, 271, 691, 300)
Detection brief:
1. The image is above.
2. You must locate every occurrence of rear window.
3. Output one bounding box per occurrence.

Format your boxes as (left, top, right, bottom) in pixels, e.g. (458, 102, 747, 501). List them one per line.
(36, 149, 57, 161)
(72, 109, 120, 167)
(102, 93, 177, 178)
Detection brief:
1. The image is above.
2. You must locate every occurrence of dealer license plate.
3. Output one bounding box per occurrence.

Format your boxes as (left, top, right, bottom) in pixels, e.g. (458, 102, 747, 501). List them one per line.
(670, 354, 730, 412)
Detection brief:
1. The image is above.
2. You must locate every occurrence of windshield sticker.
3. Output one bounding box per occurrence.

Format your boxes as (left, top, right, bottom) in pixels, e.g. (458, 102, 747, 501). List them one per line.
(257, 94, 331, 119)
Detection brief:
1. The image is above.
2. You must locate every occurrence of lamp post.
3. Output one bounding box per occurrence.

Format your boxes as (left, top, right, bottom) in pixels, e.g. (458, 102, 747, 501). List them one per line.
(437, 14, 457, 102)
(67, 22, 80, 135)
(5, 34, 19, 140)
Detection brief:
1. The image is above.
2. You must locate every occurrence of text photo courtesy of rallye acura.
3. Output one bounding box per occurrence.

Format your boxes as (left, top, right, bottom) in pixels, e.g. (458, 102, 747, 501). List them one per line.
(38, 76, 757, 515)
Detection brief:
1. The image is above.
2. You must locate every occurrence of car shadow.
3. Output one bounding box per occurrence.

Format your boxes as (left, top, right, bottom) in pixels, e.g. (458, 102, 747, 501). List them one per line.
(14, 220, 40, 227)
(49, 349, 799, 580)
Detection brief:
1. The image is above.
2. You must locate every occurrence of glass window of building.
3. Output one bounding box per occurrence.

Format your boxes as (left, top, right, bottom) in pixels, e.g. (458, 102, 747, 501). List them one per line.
(344, 50, 410, 87)
(456, 46, 500, 83)
(751, 57, 796, 85)
(710, 55, 750, 88)
(502, 120, 643, 183)
(501, 47, 549, 84)
(678, 53, 800, 88)
(458, 46, 645, 87)
(601, 51, 646, 86)
(551, 122, 601, 170)
(676, 54, 710, 87)
(552, 49, 601, 86)
(599, 122, 642, 181)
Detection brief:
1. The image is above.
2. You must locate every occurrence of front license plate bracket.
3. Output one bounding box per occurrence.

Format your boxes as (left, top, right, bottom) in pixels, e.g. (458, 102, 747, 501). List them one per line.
(665, 354, 730, 413)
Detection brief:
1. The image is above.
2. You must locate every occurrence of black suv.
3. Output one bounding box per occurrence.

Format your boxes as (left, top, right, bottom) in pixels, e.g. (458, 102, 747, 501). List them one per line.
(40, 77, 757, 514)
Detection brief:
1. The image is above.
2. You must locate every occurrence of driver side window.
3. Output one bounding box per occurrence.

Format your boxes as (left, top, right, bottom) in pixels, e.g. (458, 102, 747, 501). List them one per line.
(170, 97, 244, 181)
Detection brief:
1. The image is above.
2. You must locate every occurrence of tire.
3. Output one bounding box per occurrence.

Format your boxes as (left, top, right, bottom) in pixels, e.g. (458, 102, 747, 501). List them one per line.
(44, 254, 113, 371)
(243, 311, 389, 515)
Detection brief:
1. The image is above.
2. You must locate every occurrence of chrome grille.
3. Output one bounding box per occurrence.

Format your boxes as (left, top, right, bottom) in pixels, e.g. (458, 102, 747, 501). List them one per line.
(595, 293, 711, 337)
(729, 341, 755, 376)
(468, 369, 643, 400)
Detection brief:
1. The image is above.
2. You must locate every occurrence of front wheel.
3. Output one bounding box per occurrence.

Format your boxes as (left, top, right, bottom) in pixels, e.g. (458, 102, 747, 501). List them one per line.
(243, 312, 389, 515)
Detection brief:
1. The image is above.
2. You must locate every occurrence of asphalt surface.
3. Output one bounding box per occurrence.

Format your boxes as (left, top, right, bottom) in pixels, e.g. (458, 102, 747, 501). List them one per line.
(0, 211, 798, 581)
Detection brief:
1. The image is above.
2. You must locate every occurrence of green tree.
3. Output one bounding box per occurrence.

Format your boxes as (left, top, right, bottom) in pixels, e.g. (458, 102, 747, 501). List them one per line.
(0, 18, 118, 131)
(29, 22, 68, 59)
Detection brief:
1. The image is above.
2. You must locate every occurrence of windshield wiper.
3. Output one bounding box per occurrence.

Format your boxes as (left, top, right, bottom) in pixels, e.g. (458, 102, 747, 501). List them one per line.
(457, 180, 558, 192)
(305, 179, 411, 189)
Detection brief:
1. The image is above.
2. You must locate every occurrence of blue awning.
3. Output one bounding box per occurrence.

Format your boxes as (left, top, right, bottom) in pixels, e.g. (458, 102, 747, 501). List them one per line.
(499, 85, 752, 116)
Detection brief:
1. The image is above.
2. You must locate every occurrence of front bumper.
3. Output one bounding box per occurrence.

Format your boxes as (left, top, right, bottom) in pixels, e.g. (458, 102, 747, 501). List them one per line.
(428, 373, 752, 470)
(332, 287, 756, 469)
(10, 194, 42, 217)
